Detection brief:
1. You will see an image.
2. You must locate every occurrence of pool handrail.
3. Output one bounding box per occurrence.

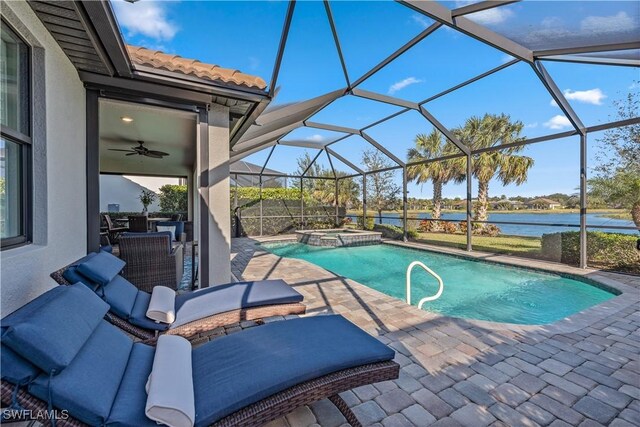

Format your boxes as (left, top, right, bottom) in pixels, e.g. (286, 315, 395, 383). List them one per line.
(406, 261, 444, 309)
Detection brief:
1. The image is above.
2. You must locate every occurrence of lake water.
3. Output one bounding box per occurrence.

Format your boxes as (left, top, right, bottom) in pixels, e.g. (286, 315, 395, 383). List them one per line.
(347, 212, 638, 237)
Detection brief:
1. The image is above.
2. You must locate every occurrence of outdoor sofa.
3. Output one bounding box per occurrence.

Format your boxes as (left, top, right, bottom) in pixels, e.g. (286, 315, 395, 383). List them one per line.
(51, 251, 306, 341)
(1, 284, 398, 427)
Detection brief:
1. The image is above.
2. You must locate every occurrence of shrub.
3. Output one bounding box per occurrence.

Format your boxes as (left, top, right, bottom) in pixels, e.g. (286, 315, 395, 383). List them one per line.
(356, 216, 375, 230)
(442, 222, 458, 234)
(459, 220, 467, 234)
(373, 223, 403, 239)
(406, 229, 419, 239)
(159, 184, 187, 212)
(541, 231, 640, 273)
(418, 220, 433, 232)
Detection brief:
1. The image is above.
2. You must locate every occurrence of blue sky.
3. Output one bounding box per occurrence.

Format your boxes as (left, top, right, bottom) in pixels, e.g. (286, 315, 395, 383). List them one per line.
(112, 0, 639, 199)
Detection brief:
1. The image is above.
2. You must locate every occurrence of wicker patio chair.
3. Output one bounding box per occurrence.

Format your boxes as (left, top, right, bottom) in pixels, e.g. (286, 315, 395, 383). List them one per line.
(118, 231, 184, 291)
(101, 214, 128, 242)
(51, 255, 306, 342)
(127, 215, 149, 232)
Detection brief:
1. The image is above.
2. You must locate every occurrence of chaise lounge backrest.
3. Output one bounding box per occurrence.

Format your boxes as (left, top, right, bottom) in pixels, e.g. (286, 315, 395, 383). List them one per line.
(61, 251, 170, 334)
(0, 284, 156, 426)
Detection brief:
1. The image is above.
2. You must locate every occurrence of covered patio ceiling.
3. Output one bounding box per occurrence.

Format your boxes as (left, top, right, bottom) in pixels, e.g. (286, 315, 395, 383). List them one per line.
(99, 99, 197, 177)
(230, 0, 640, 177)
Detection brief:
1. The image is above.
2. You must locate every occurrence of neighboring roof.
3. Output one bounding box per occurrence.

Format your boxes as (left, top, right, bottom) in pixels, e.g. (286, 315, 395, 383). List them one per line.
(528, 198, 561, 205)
(230, 160, 282, 176)
(126, 45, 267, 90)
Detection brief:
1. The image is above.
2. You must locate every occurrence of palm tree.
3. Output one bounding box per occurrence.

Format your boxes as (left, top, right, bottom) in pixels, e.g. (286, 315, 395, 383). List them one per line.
(407, 129, 465, 223)
(455, 114, 534, 224)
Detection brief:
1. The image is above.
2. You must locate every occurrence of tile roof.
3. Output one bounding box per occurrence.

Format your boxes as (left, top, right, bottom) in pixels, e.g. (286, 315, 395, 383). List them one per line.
(126, 45, 267, 91)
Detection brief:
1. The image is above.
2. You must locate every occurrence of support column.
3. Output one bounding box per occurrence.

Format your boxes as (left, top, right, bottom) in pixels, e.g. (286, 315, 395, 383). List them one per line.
(466, 153, 472, 252)
(335, 178, 339, 227)
(580, 133, 587, 268)
(259, 176, 263, 236)
(86, 89, 100, 253)
(402, 166, 408, 242)
(362, 174, 367, 230)
(197, 104, 231, 287)
(300, 177, 304, 230)
(187, 173, 194, 221)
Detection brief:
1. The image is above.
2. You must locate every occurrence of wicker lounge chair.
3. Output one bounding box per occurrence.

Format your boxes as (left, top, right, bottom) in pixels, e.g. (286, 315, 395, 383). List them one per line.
(1, 284, 399, 427)
(119, 231, 184, 291)
(51, 251, 306, 341)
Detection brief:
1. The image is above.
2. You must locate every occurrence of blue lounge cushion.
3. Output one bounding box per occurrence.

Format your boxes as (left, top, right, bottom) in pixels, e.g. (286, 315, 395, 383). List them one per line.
(29, 322, 133, 426)
(101, 275, 139, 319)
(191, 315, 394, 426)
(1, 284, 109, 373)
(129, 292, 170, 331)
(107, 343, 158, 427)
(77, 251, 126, 287)
(174, 280, 302, 318)
(62, 252, 100, 290)
(156, 221, 184, 241)
(0, 344, 40, 385)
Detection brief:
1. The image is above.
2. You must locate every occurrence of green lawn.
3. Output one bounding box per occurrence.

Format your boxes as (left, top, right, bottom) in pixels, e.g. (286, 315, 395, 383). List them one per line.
(414, 232, 543, 256)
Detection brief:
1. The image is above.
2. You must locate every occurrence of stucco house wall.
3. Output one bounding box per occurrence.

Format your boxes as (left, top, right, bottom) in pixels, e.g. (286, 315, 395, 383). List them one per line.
(1, 1, 87, 315)
(99, 175, 165, 212)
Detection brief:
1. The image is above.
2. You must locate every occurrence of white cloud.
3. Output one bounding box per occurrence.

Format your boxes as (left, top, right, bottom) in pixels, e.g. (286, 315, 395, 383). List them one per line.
(564, 88, 607, 105)
(411, 14, 432, 29)
(544, 115, 571, 130)
(525, 122, 538, 129)
(466, 7, 514, 26)
(112, 1, 178, 41)
(388, 77, 423, 95)
(305, 134, 324, 143)
(500, 54, 515, 64)
(550, 88, 607, 107)
(580, 11, 635, 34)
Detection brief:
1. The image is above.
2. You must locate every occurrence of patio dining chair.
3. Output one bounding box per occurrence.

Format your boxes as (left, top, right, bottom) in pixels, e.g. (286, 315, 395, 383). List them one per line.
(127, 215, 149, 232)
(1, 284, 398, 427)
(51, 251, 306, 341)
(102, 213, 128, 242)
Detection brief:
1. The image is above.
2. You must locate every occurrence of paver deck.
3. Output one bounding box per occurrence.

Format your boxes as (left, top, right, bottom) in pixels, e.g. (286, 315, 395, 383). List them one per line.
(228, 237, 639, 427)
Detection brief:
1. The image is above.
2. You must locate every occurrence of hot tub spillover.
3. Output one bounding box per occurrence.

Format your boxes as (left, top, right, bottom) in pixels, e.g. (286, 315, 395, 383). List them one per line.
(295, 229, 382, 247)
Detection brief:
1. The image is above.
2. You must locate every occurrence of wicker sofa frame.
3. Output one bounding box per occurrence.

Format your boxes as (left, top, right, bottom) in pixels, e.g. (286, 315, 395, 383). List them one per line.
(50, 266, 306, 341)
(118, 233, 184, 291)
(1, 361, 399, 427)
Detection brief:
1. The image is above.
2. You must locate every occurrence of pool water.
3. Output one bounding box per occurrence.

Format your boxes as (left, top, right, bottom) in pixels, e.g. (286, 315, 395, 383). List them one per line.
(261, 242, 617, 325)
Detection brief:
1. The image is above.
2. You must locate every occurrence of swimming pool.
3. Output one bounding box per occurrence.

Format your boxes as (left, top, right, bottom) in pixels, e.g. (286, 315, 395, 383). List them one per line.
(261, 242, 618, 325)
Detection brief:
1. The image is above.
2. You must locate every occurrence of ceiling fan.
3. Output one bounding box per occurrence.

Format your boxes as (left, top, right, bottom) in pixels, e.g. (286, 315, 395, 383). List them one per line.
(108, 140, 169, 159)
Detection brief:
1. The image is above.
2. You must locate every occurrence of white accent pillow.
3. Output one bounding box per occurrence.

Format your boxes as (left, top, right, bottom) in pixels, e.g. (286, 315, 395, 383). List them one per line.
(156, 225, 176, 242)
(145, 335, 195, 427)
(147, 286, 176, 324)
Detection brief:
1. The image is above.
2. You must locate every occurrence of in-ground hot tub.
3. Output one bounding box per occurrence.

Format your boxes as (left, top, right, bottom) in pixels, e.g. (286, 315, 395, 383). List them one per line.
(295, 228, 382, 247)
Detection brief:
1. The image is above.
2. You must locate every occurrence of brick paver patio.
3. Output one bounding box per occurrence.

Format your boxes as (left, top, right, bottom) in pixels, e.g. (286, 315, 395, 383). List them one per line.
(225, 237, 640, 427)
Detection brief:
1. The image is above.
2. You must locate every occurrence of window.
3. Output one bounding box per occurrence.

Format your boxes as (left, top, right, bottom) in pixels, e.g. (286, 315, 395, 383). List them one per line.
(1, 22, 31, 249)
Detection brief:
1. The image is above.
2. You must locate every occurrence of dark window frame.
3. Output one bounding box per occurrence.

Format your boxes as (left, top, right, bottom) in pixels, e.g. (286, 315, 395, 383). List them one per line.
(1, 19, 32, 250)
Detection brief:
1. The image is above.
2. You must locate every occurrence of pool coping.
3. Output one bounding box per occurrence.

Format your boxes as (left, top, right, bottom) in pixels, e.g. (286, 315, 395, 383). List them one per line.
(252, 235, 639, 335)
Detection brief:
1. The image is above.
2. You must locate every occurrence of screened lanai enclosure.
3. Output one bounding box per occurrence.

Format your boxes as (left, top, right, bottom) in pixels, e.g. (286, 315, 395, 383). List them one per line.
(226, 1, 639, 274)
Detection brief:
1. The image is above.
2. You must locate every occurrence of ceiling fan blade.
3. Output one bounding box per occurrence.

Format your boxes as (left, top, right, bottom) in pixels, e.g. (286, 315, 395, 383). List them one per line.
(126, 152, 139, 156)
(147, 150, 169, 156)
(145, 153, 164, 159)
(108, 149, 136, 152)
